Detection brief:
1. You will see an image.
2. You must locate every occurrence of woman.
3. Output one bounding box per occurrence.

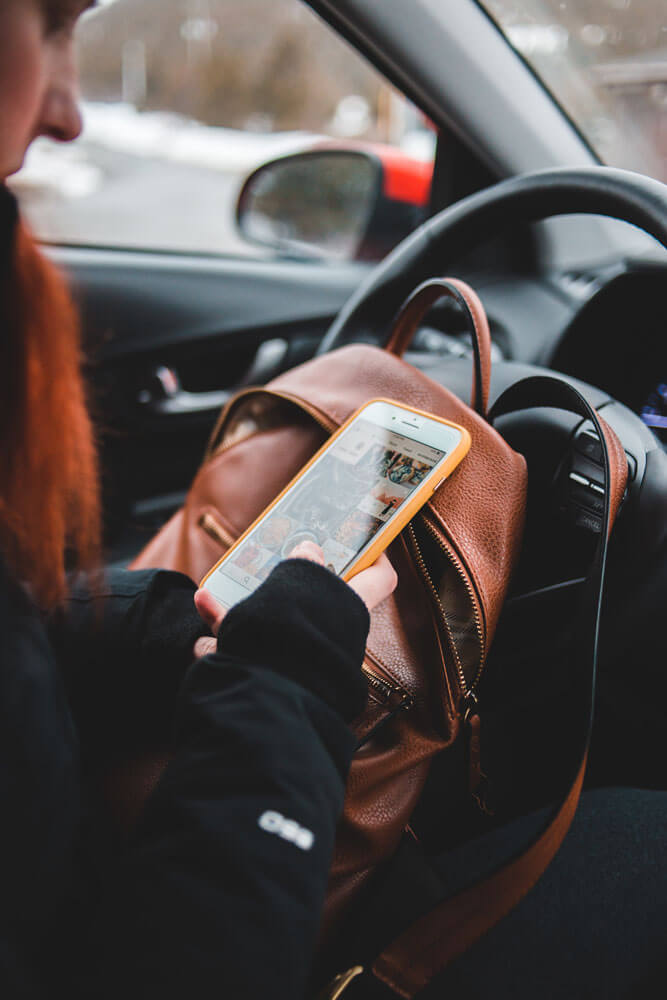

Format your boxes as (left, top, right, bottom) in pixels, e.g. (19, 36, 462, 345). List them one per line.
(0, 3, 396, 997)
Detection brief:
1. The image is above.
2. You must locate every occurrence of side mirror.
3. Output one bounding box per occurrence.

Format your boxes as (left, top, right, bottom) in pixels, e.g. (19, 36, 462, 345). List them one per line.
(236, 148, 431, 262)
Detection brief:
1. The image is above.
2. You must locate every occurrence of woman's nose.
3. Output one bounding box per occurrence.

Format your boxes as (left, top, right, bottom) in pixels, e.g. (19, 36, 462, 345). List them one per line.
(39, 42, 83, 144)
(39, 83, 83, 143)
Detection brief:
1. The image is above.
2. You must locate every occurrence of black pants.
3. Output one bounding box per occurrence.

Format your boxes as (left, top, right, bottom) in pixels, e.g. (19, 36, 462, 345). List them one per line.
(421, 786, 667, 999)
(421, 546, 667, 997)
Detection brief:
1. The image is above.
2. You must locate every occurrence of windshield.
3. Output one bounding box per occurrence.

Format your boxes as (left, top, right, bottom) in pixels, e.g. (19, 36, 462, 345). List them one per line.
(481, 1, 667, 183)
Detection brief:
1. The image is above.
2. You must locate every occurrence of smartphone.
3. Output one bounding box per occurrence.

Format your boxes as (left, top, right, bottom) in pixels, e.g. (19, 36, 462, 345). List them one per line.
(200, 398, 471, 609)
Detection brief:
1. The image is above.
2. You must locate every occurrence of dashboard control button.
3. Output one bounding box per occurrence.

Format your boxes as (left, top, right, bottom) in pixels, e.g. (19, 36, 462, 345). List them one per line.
(574, 430, 603, 465)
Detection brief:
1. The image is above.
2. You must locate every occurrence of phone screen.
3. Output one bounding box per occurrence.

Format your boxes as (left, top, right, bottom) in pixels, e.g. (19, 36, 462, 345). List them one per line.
(205, 412, 450, 607)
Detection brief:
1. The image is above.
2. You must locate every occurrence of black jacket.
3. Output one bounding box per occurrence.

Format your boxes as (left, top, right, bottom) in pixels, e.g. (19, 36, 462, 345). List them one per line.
(0, 557, 369, 999)
(0, 182, 370, 997)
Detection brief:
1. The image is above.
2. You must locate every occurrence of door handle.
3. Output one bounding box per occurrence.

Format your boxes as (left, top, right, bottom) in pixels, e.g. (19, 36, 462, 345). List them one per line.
(138, 366, 230, 416)
(138, 339, 288, 418)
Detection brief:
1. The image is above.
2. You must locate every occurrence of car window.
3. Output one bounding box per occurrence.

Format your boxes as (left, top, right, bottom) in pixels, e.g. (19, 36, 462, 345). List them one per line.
(481, 0, 667, 184)
(9, 0, 435, 261)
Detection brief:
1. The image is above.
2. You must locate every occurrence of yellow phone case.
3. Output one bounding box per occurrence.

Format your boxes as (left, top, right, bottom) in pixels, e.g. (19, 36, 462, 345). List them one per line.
(199, 398, 471, 591)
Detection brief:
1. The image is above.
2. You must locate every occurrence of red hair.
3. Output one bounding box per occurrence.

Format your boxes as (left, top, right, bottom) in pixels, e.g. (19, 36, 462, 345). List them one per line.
(0, 217, 101, 608)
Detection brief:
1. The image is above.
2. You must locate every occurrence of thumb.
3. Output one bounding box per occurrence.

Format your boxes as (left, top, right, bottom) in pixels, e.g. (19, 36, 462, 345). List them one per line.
(194, 588, 227, 636)
(287, 540, 325, 564)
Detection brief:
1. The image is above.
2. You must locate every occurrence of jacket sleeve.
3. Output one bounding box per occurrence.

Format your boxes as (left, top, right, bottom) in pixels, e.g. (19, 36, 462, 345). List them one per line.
(83, 559, 370, 1000)
(48, 568, 209, 756)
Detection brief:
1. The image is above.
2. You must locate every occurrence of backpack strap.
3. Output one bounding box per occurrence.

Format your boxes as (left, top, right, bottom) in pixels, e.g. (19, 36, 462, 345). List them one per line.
(329, 376, 628, 1000)
(384, 278, 492, 418)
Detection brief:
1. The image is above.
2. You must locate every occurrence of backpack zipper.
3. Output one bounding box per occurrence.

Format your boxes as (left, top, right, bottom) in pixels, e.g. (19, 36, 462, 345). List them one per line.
(209, 387, 337, 457)
(406, 520, 488, 802)
(267, 389, 337, 433)
(406, 519, 485, 701)
(361, 660, 413, 710)
(358, 660, 414, 749)
(197, 511, 236, 549)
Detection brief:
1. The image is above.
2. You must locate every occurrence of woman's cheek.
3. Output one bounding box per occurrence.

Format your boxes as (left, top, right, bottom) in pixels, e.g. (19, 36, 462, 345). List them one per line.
(0, 7, 48, 178)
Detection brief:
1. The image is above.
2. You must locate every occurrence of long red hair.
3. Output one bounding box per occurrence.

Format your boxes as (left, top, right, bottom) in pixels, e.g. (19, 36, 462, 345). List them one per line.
(0, 215, 101, 608)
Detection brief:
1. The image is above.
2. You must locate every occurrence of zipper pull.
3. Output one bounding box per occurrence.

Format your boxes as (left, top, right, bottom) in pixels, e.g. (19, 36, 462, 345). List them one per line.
(464, 693, 481, 794)
(464, 693, 493, 814)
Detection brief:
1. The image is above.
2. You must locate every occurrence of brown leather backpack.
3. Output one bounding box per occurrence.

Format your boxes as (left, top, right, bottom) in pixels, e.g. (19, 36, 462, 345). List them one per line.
(127, 277, 627, 998)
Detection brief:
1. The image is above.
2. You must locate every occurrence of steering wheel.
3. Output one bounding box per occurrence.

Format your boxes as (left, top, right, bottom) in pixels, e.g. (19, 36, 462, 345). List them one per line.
(318, 166, 667, 353)
(318, 166, 667, 614)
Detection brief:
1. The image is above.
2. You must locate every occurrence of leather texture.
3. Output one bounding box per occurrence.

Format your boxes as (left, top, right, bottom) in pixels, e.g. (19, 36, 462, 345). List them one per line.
(129, 277, 528, 954)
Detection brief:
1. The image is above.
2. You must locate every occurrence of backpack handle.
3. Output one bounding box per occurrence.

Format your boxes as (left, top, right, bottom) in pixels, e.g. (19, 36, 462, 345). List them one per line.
(385, 278, 492, 419)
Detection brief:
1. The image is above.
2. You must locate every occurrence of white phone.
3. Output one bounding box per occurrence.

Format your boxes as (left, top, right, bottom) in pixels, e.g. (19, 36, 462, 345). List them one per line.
(200, 398, 471, 610)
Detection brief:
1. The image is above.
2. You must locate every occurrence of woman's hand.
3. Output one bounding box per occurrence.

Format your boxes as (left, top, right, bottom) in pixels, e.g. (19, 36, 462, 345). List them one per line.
(193, 541, 397, 659)
(288, 540, 397, 612)
(192, 589, 228, 659)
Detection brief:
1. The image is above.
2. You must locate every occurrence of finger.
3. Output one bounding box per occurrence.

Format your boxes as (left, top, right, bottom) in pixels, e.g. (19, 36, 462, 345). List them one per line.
(287, 540, 325, 565)
(347, 553, 397, 612)
(193, 636, 217, 659)
(194, 588, 227, 636)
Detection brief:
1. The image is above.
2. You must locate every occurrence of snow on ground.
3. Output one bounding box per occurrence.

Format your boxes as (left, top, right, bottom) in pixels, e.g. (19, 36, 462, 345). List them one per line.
(12, 102, 321, 201)
(80, 102, 321, 171)
(14, 142, 104, 200)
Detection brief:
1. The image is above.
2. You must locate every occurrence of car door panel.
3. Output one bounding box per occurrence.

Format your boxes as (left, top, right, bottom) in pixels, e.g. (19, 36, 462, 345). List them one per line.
(47, 247, 368, 562)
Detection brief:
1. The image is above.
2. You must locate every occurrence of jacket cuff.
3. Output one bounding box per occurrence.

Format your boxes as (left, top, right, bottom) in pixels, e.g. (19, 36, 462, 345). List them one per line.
(62, 567, 209, 669)
(213, 560, 370, 721)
